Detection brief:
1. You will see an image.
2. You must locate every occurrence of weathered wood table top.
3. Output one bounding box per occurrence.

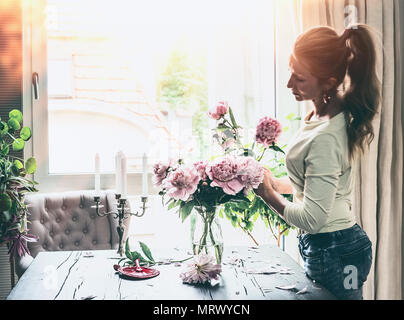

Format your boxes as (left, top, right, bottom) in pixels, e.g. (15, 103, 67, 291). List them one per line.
(7, 245, 335, 300)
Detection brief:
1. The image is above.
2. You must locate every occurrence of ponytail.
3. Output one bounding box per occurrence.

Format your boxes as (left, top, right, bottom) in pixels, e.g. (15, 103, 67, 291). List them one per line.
(341, 24, 381, 160)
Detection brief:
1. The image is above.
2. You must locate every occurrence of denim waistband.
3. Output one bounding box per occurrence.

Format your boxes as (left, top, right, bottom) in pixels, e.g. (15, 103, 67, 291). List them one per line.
(298, 224, 367, 248)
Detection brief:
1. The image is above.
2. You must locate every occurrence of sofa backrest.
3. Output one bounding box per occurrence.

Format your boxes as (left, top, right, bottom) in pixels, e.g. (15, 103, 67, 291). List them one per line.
(24, 190, 127, 257)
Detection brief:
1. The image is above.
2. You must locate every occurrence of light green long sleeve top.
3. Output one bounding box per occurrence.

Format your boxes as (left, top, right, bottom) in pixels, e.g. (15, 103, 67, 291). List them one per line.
(283, 111, 356, 234)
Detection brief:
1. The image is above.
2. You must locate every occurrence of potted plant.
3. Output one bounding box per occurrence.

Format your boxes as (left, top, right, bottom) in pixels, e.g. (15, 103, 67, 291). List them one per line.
(0, 109, 38, 276)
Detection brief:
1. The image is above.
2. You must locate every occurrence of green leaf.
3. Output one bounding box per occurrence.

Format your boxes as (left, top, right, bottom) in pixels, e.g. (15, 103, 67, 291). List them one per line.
(168, 199, 180, 210)
(1, 211, 11, 222)
(228, 107, 238, 128)
(222, 129, 234, 139)
(10, 200, 17, 215)
(9, 109, 23, 123)
(130, 251, 150, 264)
(0, 193, 12, 212)
(139, 241, 155, 262)
(269, 144, 285, 154)
(0, 121, 8, 136)
(130, 251, 142, 261)
(12, 138, 25, 152)
(216, 124, 231, 131)
(25, 157, 37, 174)
(1, 144, 9, 156)
(125, 238, 133, 260)
(233, 200, 250, 211)
(8, 118, 20, 131)
(285, 113, 295, 121)
(13, 160, 23, 170)
(20, 127, 32, 141)
(180, 201, 194, 222)
(19, 214, 26, 233)
(11, 164, 20, 176)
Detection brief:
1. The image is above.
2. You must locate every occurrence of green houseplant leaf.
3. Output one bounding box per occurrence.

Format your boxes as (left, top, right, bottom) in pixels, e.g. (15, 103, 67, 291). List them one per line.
(25, 157, 37, 174)
(0, 121, 8, 136)
(13, 160, 23, 170)
(0, 107, 38, 259)
(0, 193, 12, 212)
(12, 138, 25, 152)
(9, 109, 23, 124)
(1, 144, 9, 156)
(20, 127, 32, 141)
(8, 118, 20, 131)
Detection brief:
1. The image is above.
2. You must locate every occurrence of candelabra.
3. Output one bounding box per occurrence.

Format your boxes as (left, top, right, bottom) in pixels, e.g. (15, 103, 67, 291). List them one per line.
(92, 194, 148, 256)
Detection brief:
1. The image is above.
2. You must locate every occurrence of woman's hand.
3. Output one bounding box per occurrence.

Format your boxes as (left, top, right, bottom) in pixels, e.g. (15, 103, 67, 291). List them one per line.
(254, 167, 278, 199)
(254, 167, 288, 216)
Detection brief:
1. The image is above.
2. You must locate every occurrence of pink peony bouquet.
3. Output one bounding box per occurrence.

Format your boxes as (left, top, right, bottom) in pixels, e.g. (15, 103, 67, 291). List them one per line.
(154, 100, 285, 223)
(154, 155, 264, 219)
(153, 101, 286, 269)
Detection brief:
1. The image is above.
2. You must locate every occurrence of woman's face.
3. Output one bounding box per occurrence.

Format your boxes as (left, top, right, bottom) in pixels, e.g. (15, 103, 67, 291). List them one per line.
(287, 56, 323, 102)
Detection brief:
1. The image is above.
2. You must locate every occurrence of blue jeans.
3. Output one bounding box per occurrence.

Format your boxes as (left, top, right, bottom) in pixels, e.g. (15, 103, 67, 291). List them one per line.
(298, 224, 372, 300)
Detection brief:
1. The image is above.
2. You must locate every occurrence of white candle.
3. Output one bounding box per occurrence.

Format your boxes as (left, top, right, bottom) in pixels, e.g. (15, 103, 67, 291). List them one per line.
(115, 152, 122, 195)
(142, 153, 148, 197)
(121, 152, 127, 199)
(94, 153, 100, 196)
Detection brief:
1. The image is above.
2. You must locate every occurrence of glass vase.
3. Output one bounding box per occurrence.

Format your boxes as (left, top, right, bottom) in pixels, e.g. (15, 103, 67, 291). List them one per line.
(191, 206, 223, 264)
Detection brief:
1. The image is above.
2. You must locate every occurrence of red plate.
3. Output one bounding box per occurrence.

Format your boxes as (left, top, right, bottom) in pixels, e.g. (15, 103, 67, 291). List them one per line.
(113, 260, 160, 280)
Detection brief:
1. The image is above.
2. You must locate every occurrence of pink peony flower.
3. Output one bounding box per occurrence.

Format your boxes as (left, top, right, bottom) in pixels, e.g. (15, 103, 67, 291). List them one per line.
(238, 157, 265, 195)
(162, 167, 200, 201)
(193, 161, 208, 181)
(255, 116, 282, 147)
(179, 253, 222, 284)
(206, 156, 244, 195)
(152, 159, 176, 186)
(208, 101, 229, 120)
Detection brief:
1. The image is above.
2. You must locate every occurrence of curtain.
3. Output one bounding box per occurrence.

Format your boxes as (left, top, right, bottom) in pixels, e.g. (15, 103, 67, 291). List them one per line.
(295, 0, 403, 300)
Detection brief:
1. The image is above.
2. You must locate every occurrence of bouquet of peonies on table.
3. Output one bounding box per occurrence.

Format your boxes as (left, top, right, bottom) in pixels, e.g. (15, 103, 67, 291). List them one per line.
(153, 101, 284, 284)
(153, 101, 284, 215)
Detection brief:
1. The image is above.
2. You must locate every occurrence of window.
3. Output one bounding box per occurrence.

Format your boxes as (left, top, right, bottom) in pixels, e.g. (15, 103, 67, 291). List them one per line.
(25, 0, 302, 261)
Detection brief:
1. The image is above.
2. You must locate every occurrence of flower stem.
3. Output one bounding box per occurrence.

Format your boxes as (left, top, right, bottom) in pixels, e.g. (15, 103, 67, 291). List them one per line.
(237, 222, 259, 246)
(257, 148, 267, 162)
(266, 216, 278, 242)
(208, 219, 222, 264)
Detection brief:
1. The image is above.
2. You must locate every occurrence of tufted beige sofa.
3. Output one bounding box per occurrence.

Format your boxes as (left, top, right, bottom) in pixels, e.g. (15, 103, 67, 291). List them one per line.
(15, 190, 131, 277)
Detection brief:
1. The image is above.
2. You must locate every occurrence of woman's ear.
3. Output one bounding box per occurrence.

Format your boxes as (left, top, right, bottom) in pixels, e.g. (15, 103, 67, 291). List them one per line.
(324, 77, 338, 91)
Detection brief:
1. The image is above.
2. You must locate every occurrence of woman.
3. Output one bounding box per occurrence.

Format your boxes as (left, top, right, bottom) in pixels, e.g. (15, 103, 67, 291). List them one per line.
(254, 24, 381, 300)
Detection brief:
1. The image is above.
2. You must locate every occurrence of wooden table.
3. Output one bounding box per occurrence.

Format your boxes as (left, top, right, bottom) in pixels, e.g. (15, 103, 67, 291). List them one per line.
(7, 245, 335, 300)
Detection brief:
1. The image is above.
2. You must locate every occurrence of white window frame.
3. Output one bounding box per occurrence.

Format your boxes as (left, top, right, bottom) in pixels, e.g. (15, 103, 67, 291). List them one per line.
(23, 0, 146, 195)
